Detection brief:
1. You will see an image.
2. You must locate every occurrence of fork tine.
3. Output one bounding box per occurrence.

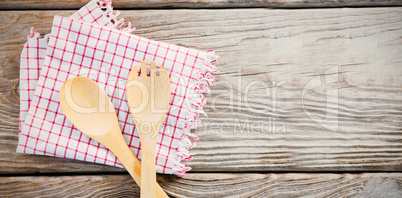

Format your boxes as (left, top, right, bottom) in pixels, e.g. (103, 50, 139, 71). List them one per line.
(140, 61, 147, 76)
(159, 65, 169, 79)
(150, 61, 157, 77)
(150, 61, 157, 70)
(128, 65, 138, 79)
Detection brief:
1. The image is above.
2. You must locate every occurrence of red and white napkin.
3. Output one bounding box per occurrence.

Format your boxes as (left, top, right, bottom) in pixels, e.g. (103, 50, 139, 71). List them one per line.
(19, 0, 118, 142)
(17, 0, 218, 176)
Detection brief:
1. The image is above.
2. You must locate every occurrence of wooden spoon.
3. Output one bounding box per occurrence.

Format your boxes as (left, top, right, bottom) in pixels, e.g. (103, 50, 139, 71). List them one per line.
(126, 61, 171, 198)
(59, 76, 168, 198)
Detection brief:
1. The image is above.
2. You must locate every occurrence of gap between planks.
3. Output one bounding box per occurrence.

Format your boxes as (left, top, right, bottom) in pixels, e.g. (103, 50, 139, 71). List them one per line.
(3, 170, 402, 177)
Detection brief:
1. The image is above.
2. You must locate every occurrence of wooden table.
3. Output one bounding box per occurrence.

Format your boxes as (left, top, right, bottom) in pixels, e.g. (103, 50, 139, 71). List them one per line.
(1, 0, 401, 197)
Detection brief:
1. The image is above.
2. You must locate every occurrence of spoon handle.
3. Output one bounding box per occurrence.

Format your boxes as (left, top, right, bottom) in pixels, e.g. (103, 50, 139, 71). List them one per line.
(98, 127, 168, 198)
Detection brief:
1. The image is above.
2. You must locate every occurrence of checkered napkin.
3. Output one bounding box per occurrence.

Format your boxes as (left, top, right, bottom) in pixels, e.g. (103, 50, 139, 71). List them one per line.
(18, 0, 118, 142)
(17, 5, 218, 175)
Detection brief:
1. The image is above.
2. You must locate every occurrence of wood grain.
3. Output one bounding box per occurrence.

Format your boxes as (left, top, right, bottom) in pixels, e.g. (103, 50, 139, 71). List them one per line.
(1, 0, 402, 9)
(0, 8, 401, 174)
(1, 173, 401, 197)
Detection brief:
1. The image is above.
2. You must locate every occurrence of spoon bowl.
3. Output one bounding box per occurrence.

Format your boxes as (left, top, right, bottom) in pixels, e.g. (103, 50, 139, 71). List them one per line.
(59, 76, 115, 136)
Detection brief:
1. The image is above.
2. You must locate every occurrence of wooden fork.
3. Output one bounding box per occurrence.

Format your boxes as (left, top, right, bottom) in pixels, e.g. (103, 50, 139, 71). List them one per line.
(126, 61, 171, 198)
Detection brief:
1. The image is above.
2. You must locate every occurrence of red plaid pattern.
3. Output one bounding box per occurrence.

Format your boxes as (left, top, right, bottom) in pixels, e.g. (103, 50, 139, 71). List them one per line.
(18, 15, 218, 175)
(19, 37, 47, 138)
(19, 0, 112, 136)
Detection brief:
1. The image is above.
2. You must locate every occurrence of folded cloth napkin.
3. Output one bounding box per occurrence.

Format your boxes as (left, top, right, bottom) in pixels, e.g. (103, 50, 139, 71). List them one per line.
(18, 0, 124, 138)
(17, 7, 218, 175)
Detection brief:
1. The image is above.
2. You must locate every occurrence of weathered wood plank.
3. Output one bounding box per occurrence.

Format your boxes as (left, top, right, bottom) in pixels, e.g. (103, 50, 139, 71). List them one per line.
(0, 8, 401, 174)
(1, 0, 402, 9)
(1, 173, 401, 197)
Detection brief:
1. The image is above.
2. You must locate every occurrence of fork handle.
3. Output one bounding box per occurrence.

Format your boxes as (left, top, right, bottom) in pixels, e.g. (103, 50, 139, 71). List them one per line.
(140, 136, 158, 198)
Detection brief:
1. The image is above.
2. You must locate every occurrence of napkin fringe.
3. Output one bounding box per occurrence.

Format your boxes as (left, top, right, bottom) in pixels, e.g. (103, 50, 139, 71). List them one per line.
(98, 0, 135, 33)
(27, 27, 41, 40)
(173, 50, 220, 176)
